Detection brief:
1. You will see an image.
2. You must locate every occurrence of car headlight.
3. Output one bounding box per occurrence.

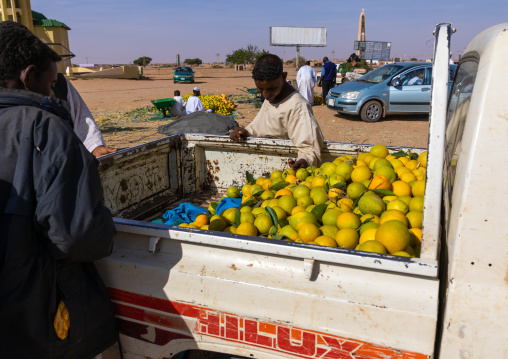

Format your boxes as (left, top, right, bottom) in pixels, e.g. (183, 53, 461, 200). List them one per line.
(341, 91, 360, 100)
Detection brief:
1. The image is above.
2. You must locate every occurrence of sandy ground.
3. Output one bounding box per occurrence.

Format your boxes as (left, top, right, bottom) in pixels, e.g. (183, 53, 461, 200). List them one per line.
(72, 66, 430, 151)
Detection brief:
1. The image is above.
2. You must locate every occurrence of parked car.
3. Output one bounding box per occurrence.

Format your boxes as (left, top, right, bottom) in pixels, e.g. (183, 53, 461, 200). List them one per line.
(325, 62, 457, 122)
(173, 66, 195, 83)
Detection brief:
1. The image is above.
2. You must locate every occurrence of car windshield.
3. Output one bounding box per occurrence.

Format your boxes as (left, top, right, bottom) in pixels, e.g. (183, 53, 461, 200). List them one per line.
(176, 67, 192, 73)
(355, 64, 404, 83)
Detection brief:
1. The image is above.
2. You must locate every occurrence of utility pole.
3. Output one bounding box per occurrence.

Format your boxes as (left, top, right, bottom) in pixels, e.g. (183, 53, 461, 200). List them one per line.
(332, 50, 335, 62)
(216, 53, 220, 64)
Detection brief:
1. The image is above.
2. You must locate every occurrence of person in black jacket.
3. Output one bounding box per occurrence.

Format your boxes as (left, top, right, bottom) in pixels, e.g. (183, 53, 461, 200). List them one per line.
(0, 21, 118, 359)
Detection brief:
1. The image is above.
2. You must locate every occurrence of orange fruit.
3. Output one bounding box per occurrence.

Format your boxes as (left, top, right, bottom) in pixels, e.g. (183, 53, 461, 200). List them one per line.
(314, 235, 338, 247)
(405, 160, 419, 171)
(240, 212, 255, 224)
(226, 186, 241, 198)
(357, 240, 387, 254)
(336, 212, 361, 230)
(209, 218, 228, 232)
(409, 196, 424, 212)
(368, 174, 392, 191)
(360, 222, 380, 237)
(322, 209, 343, 226)
(399, 172, 417, 183)
(298, 223, 321, 243)
(386, 199, 409, 214)
(291, 185, 311, 199)
(254, 214, 273, 235)
(406, 211, 423, 229)
(335, 228, 359, 249)
(236, 223, 258, 236)
(418, 151, 427, 168)
(261, 178, 272, 191)
(359, 227, 378, 244)
(284, 175, 297, 184)
(277, 195, 297, 214)
(347, 182, 366, 199)
(291, 206, 306, 215)
(289, 211, 318, 230)
(351, 166, 372, 183)
(412, 180, 426, 197)
(391, 181, 412, 197)
(275, 188, 293, 197)
(375, 220, 411, 254)
(409, 228, 423, 246)
(380, 209, 409, 227)
(370, 144, 389, 159)
(194, 214, 209, 228)
(334, 162, 353, 181)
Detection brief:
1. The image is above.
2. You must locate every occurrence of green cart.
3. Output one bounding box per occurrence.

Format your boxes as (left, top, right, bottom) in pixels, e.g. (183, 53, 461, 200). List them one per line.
(151, 98, 175, 118)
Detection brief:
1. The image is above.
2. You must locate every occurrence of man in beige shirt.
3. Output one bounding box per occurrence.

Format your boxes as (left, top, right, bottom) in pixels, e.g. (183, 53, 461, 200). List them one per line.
(230, 54, 324, 170)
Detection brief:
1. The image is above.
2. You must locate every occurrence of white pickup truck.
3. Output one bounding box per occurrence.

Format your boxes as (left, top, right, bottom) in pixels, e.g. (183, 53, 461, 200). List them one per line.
(97, 23, 508, 359)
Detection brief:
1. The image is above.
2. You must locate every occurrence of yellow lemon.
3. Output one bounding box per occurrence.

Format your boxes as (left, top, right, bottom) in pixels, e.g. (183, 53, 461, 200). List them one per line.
(291, 206, 306, 215)
(289, 211, 318, 230)
(400, 172, 417, 183)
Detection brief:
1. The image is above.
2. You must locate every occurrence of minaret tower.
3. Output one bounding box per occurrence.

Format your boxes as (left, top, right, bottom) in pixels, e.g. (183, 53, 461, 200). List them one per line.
(357, 9, 366, 57)
(0, 0, 33, 32)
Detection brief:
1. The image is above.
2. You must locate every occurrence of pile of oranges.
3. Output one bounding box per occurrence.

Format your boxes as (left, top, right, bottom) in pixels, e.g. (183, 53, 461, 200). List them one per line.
(180, 144, 428, 258)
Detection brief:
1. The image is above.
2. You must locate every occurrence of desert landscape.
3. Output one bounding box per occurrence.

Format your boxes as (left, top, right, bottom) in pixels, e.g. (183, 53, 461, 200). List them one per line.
(72, 66, 430, 151)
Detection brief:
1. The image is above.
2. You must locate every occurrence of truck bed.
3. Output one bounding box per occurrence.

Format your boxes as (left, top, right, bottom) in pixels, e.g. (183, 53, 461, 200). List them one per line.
(97, 134, 439, 358)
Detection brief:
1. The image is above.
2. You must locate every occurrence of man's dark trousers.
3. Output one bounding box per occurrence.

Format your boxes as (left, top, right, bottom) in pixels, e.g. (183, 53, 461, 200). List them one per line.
(322, 80, 335, 100)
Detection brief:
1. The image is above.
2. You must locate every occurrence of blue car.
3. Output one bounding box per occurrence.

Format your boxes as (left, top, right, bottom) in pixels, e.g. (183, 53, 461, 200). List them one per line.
(325, 62, 457, 122)
(173, 66, 195, 84)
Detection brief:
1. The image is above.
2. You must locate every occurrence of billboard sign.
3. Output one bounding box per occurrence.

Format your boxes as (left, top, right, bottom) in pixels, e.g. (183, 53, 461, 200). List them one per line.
(270, 27, 326, 47)
(354, 41, 391, 61)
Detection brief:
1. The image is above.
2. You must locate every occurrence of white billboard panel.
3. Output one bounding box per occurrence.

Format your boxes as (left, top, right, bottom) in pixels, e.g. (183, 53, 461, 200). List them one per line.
(270, 27, 327, 47)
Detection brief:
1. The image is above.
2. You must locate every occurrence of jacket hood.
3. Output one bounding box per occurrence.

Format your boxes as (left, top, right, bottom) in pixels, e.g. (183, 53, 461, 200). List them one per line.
(0, 87, 72, 125)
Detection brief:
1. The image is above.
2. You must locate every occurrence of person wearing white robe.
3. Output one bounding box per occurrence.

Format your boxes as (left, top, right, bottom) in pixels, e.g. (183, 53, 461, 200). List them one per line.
(171, 90, 187, 116)
(186, 87, 205, 114)
(296, 61, 317, 104)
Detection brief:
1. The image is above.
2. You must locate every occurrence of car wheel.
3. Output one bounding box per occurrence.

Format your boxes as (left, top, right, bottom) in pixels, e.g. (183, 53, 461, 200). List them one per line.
(360, 100, 383, 122)
(191, 79, 194, 83)
(173, 80, 176, 83)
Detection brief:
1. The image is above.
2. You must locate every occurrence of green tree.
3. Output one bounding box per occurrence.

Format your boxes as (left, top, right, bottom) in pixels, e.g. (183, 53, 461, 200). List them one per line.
(286, 56, 307, 69)
(133, 56, 152, 67)
(226, 44, 269, 65)
(410, 57, 418, 61)
(184, 58, 203, 66)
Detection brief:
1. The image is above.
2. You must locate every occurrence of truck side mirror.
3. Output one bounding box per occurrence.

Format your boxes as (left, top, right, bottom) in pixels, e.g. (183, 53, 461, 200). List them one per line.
(392, 78, 401, 87)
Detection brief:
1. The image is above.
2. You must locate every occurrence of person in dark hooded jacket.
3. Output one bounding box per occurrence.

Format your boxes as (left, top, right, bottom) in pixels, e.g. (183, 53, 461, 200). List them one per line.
(0, 21, 118, 359)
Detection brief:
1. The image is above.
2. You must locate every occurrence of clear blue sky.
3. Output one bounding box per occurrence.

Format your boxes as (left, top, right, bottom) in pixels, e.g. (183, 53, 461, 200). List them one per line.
(31, 0, 508, 65)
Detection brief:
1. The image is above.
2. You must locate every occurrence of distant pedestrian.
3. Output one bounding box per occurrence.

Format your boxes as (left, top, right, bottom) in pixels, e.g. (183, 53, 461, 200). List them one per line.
(172, 90, 186, 116)
(296, 61, 317, 104)
(186, 87, 205, 114)
(321, 57, 337, 100)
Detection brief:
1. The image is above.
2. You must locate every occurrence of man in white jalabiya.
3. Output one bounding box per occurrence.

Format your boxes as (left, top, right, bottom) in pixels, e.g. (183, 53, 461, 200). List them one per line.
(171, 90, 186, 116)
(186, 87, 205, 114)
(296, 61, 317, 105)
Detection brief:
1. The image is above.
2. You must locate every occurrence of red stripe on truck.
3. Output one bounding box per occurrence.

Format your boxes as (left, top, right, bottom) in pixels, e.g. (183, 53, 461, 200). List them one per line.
(108, 287, 427, 359)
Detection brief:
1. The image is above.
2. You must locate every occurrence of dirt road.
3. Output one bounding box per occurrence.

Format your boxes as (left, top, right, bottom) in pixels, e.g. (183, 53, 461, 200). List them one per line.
(72, 66, 430, 150)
